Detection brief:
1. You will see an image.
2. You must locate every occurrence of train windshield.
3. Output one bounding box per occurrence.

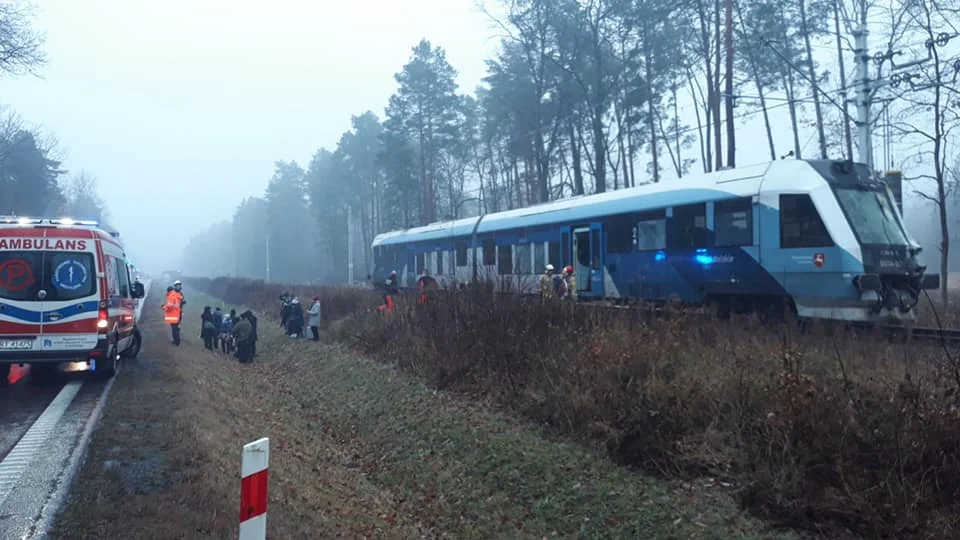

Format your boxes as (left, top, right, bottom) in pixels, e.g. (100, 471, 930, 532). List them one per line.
(834, 186, 908, 246)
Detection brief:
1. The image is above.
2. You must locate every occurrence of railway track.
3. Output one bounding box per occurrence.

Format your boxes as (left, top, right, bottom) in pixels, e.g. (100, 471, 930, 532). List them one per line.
(393, 288, 960, 346)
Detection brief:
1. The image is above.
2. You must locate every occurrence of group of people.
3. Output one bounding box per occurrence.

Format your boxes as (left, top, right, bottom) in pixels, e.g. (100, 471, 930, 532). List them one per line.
(161, 280, 257, 363)
(539, 264, 578, 300)
(200, 306, 258, 363)
(279, 293, 322, 341)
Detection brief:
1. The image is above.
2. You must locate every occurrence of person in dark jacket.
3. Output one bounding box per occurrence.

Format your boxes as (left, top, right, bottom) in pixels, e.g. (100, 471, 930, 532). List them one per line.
(280, 293, 292, 329)
(233, 314, 254, 364)
(286, 297, 304, 338)
(242, 310, 258, 357)
(200, 306, 216, 350)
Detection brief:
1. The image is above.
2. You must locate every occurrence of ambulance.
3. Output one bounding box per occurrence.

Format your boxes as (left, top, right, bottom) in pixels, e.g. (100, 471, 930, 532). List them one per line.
(0, 216, 145, 382)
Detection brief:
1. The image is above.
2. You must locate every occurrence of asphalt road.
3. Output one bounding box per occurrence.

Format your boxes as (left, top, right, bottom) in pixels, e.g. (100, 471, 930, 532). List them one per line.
(0, 281, 151, 539)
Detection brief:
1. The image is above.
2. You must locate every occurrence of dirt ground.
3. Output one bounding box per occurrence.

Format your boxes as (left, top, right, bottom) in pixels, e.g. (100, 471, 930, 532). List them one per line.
(50, 288, 794, 539)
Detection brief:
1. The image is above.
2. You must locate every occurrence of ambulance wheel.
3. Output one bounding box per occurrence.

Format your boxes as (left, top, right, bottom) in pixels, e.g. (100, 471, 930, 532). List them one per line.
(120, 330, 142, 359)
(97, 344, 119, 379)
(0, 364, 10, 385)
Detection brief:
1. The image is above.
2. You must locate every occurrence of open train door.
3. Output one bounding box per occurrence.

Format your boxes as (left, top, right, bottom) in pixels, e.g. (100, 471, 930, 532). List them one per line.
(569, 223, 604, 298)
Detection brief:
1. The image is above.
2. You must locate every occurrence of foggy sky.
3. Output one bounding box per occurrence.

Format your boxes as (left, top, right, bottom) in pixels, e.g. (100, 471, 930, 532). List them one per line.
(1, 0, 947, 274)
(2, 0, 503, 273)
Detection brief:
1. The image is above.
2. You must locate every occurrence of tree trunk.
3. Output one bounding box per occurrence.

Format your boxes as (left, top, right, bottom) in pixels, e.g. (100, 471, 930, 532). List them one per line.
(799, 0, 827, 158)
(688, 75, 708, 171)
(695, 0, 714, 172)
(713, 0, 723, 170)
(735, 4, 777, 160)
(569, 118, 585, 195)
(834, 2, 854, 160)
(644, 24, 661, 182)
(673, 86, 683, 177)
(724, 0, 736, 167)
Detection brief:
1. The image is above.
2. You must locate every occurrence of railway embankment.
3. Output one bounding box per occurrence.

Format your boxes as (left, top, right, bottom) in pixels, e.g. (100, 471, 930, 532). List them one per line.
(191, 276, 960, 539)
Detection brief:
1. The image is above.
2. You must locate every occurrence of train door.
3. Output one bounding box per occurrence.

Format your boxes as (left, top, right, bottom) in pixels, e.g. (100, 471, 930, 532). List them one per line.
(570, 223, 605, 297)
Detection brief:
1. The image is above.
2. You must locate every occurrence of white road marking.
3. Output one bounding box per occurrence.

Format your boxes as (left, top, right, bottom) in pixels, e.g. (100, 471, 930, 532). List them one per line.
(0, 381, 83, 509)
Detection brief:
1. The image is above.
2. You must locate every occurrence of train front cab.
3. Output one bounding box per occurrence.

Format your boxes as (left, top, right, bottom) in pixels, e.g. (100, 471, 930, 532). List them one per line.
(759, 160, 938, 324)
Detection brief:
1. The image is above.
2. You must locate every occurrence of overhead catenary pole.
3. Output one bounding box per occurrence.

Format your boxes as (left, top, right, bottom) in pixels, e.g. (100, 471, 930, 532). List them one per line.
(853, 25, 874, 170)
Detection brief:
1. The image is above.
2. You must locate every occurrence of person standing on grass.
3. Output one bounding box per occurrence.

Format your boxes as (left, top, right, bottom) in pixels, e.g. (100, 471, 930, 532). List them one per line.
(242, 310, 258, 357)
(212, 307, 224, 349)
(280, 293, 292, 329)
(219, 310, 235, 354)
(162, 286, 183, 346)
(200, 306, 216, 350)
(286, 297, 304, 338)
(307, 296, 322, 341)
(233, 313, 254, 364)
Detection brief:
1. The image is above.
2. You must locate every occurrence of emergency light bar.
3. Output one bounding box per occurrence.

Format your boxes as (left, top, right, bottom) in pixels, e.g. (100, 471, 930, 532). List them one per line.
(0, 216, 100, 227)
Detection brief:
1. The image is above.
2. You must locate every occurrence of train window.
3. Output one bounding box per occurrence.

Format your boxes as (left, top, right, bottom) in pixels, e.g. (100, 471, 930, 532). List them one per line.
(416, 252, 425, 273)
(549, 241, 560, 268)
(455, 240, 467, 266)
(780, 194, 833, 248)
(606, 215, 633, 253)
(515, 243, 532, 274)
(436, 250, 444, 275)
(534, 242, 545, 272)
(482, 239, 496, 265)
(560, 233, 569, 266)
(392, 247, 399, 263)
(498, 245, 514, 274)
(715, 198, 753, 247)
(635, 209, 666, 251)
(668, 203, 708, 249)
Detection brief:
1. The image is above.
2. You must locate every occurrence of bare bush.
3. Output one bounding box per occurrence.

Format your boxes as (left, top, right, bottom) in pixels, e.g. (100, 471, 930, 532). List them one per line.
(190, 276, 960, 538)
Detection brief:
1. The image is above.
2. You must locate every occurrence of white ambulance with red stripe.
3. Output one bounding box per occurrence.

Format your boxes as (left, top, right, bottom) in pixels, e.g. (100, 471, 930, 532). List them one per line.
(0, 217, 145, 382)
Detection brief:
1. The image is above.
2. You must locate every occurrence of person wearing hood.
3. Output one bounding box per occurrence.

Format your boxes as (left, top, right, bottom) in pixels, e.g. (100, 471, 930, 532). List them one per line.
(307, 296, 322, 341)
(286, 297, 304, 338)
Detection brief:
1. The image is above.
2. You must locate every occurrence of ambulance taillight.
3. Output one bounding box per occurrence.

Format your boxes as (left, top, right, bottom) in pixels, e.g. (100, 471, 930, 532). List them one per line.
(97, 300, 109, 330)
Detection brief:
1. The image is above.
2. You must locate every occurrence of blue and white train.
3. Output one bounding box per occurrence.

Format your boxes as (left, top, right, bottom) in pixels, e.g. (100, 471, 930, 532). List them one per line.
(371, 159, 940, 323)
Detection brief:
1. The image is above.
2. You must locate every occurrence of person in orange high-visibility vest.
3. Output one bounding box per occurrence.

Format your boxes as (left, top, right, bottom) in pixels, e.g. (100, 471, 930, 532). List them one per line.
(162, 286, 183, 345)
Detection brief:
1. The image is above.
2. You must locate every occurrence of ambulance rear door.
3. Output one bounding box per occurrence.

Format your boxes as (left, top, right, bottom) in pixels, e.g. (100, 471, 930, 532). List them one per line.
(41, 246, 101, 352)
(0, 248, 45, 353)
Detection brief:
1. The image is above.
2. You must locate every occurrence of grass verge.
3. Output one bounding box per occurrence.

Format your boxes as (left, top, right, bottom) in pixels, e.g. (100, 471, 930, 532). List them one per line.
(52, 286, 790, 539)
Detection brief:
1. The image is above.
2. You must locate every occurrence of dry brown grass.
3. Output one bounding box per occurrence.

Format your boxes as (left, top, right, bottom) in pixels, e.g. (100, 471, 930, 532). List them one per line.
(52, 285, 791, 539)
(51, 289, 420, 539)
(190, 276, 960, 539)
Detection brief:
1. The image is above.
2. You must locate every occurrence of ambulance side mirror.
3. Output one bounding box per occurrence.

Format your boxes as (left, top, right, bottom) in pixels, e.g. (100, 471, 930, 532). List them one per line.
(132, 281, 146, 299)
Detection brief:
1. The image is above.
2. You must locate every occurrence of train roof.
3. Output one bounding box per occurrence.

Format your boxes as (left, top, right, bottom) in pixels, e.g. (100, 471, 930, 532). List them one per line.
(372, 161, 782, 247)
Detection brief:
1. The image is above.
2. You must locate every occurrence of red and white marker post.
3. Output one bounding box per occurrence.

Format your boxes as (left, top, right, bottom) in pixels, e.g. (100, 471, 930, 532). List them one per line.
(239, 437, 269, 540)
